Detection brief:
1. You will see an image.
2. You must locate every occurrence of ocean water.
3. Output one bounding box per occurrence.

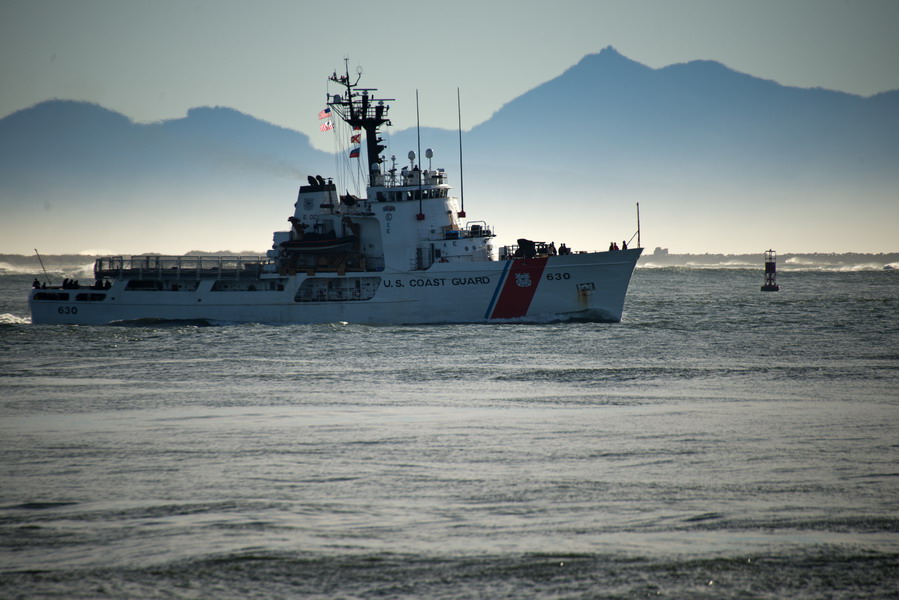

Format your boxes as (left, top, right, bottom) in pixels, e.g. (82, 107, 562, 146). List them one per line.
(1, 264, 897, 599)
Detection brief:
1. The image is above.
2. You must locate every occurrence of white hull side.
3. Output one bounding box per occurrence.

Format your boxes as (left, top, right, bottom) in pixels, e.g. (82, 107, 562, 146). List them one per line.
(30, 249, 641, 325)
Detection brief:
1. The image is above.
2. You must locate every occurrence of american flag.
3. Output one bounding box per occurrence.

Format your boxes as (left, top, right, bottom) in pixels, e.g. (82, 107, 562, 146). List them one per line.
(318, 107, 331, 120)
(320, 121, 333, 132)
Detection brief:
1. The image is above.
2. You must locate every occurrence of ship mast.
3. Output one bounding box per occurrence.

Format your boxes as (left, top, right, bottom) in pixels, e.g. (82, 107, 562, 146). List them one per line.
(327, 61, 393, 186)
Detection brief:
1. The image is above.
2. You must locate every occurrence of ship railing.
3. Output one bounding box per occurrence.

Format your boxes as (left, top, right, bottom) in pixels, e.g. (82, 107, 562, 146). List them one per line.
(440, 222, 494, 242)
(94, 255, 272, 280)
(499, 242, 550, 260)
(373, 170, 450, 191)
(465, 221, 494, 238)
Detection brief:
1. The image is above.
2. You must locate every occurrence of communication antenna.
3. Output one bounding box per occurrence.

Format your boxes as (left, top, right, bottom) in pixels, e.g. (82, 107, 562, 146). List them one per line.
(34, 248, 50, 285)
(457, 87, 465, 218)
(425, 148, 433, 171)
(415, 90, 424, 220)
(636, 202, 641, 248)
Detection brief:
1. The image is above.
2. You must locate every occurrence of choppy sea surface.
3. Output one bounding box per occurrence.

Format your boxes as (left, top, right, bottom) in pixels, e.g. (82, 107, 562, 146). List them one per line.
(1, 262, 897, 599)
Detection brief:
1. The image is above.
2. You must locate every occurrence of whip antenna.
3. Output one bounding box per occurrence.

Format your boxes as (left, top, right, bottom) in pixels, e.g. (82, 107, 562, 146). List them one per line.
(457, 87, 465, 218)
(34, 248, 50, 285)
(416, 90, 423, 219)
(637, 202, 641, 248)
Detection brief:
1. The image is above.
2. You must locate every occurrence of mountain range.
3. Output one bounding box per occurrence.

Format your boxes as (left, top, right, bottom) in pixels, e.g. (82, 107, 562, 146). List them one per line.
(1, 47, 896, 254)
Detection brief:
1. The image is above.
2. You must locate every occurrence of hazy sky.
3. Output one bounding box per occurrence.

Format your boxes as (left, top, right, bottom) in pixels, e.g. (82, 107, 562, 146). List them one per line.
(3, 0, 898, 151)
(2, 0, 898, 256)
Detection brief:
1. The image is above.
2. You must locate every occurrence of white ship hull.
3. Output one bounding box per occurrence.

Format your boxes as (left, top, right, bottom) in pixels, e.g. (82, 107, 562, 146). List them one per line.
(29, 250, 641, 325)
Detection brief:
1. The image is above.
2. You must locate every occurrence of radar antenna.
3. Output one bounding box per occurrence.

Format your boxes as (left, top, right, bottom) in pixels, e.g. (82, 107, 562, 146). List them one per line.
(327, 60, 394, 185)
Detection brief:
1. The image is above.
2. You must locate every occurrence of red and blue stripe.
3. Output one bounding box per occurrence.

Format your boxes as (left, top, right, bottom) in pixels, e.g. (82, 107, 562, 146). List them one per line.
(484, 258, 548, 319)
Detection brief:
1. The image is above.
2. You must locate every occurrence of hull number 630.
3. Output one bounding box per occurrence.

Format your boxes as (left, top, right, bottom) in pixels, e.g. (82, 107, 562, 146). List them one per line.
(58, 306, 78, 315)
(546, 272, 571, 281)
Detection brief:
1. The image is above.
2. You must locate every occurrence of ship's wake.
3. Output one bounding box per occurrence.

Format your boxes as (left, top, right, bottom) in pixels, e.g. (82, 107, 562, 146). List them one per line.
(110, 317, 218, 328)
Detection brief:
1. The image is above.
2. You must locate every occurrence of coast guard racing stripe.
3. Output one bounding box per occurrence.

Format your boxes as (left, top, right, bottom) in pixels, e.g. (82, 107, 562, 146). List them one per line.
(487, 258, 548, 319)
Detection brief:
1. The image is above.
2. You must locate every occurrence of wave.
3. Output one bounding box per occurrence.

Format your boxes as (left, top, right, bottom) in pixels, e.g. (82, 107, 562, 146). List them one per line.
(0, 261, 43, 275)
(639, 261, 757, 270)
(2, 549, 895, 600)
(0, 313, 30, 325)
(110, 317, 217, 328)
(782, 257, 898, 272)
(0, 261, 95, 278)
(639, 255, 899, 271)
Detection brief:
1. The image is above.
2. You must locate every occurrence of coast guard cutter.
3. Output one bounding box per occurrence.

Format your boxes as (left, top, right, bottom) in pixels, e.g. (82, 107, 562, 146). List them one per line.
(30, 67, 642, 325)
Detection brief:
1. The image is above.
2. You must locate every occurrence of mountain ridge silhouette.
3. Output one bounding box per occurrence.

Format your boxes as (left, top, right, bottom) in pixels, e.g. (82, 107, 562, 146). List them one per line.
(1, 47, 896, 254)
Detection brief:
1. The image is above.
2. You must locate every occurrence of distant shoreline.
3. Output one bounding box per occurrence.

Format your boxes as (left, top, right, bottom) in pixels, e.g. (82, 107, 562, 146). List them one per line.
(637, 251, 899, 269)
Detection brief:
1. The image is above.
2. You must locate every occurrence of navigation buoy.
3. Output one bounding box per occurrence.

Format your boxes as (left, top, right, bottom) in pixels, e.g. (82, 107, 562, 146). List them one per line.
(761, 249, 780, 291)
